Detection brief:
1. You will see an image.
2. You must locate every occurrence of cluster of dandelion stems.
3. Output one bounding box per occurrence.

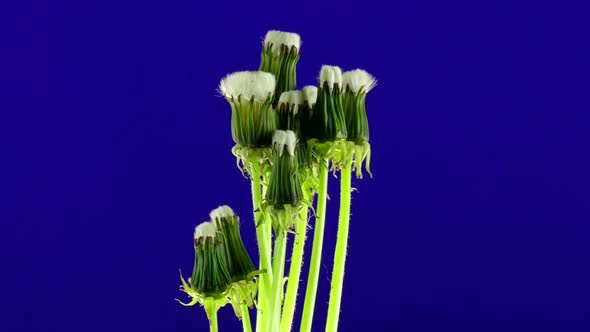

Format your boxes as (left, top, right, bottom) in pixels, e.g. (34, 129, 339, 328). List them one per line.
(178, 30, 376, 332)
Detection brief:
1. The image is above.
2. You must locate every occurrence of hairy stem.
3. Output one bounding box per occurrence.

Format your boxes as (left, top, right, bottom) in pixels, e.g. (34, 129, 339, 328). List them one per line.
(300, 159, 329, 332)
(204, 297, 218, 332)
(250, 155, 273, 332)
(269, 229, 288, 332)
(241, 304, 253, 332)
(280, 206, 309, 332)
(325, 159, 353, 332)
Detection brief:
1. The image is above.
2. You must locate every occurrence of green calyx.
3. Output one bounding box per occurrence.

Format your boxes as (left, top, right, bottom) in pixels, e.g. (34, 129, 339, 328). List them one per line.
(230, 96, 277, 148)
(276, 96, 311, 168)
(265, 132, 303, 212)
(212, 212, 256, 283)
(308, 83, 347, 143)
(260, 44, 299, 106)
(343, 88, 373, 178)
(343, 89, 370, 145)
(190, 233, 233, 299)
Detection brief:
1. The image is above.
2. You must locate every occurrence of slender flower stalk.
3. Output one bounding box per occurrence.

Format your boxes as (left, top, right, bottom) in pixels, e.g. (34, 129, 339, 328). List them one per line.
(280, 86, 317, 332)
(250, 155, 273, 332)
(326, 69, 376, 332)
(219, 71, 278, 332)
(300, 65, 347, 332)
(265, 130, 303, 332)
(300, 159, 329, 332)
(241, 305, 253, 332)
(204, 297, 219, 332)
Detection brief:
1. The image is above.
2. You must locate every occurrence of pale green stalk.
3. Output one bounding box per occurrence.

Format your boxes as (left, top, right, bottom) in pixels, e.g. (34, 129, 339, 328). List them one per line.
(204, 297, 218, 332)
(280, 206, 309, 332)
(241, 304, 253, 332)
(325, 158, 353, 332)
(300, 159, 329, 332)
(250, 155, 273, 332)
(269, 229, 288, 332)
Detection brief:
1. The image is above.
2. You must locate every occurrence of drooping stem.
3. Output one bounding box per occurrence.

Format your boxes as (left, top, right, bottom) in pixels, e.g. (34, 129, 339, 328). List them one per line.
(300, 159, 330, 332)
(204, 297, 218, 332)
(325, 158, 353, 332)
(241, 304, 253, 332)
(269, 229, 288, 332)
(280, 206, 309, 332)
(250, 154, 273, 332)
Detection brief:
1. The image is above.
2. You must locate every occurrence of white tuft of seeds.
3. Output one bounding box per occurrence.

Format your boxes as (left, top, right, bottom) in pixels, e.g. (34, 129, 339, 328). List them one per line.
(209, 205, 236, 222)
(219, 71, 276, 102)
(264, 30, 301, 53)
(301, 85, 318, 108)
(319, 65, 343, 90)
(194, 221, 217, 240)
(342, 69, 377, 93)
(272, 130, 298, 156)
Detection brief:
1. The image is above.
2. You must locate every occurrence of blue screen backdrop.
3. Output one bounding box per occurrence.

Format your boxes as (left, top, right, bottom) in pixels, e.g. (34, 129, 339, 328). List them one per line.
(2, 0, 590, 331)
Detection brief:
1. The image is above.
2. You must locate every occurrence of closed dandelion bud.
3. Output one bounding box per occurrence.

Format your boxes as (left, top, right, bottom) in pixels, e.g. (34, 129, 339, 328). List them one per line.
(259, 30, 301, 106)
(276, 90, 309, 167)
(342, 69, 377, 178)
(266, 130, 303, 209)
(219, 71, 277, 147)
(210, 205, 256, 282)
(308, 65, 347, 143)
(190, 222, 232, 299)
(342, 69, 377, 145)
(300, 85, 317, 138)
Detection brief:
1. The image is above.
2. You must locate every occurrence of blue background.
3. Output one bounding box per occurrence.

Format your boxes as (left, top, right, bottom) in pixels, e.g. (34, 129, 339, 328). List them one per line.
(3, 0, 590, 331)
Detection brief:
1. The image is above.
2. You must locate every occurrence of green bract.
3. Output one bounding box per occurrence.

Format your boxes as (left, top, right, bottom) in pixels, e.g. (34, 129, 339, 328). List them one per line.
(229, 96, 277, 147)
(260, 31, 300, 106)
(309, 82, 347, 143)
(190, 223, 233, 299)
(266, 130, 303, 209)
(210, 206, 256, 282)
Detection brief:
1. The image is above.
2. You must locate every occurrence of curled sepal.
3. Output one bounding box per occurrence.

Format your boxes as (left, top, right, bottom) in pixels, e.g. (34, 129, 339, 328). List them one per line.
(331, 140, 355, 175)
(176, 269, 202, 306)
(353, 141, 372, 179)
(231, 144, 272, 179)
(227, 278, 259, 320)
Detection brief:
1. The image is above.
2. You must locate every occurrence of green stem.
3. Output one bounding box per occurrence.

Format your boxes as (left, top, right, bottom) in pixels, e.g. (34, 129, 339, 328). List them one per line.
(241, 304, 253, 332)
(300, 159, 330, 332)
(250, 155, 273, 332)
(269, 229, 288, 332)
(325, 159, 353, 332)
(280, 206, 309, 332)
(204, 297, 218, 332)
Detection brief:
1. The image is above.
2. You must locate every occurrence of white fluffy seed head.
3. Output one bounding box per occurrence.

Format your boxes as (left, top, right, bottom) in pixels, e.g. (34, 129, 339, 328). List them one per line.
(278, 90, 303, 113)
(301, 86, 318, 108)
(209, 205, 236, 222)
(194, 221, 217, 240)
(264, 30, 301, 53)
(272, 130, 297, 156)
(319, 65, 343, 89)
(219, 71, 276, 102)
(342, 69, 377, 93)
